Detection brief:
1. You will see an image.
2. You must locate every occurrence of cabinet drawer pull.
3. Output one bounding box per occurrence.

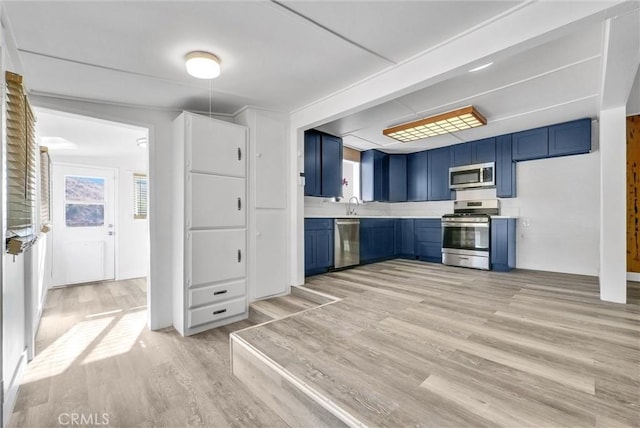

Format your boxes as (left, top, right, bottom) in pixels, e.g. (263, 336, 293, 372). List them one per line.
(237, 249, 242, 263)
(213, 309, 227, 315)
(237, 147, 242, 161)
(237, 197, 242, 211)
(213, 290, 227, 296)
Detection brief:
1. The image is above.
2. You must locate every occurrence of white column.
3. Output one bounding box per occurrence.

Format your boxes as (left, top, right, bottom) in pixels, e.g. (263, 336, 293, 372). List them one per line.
(599, 106, 627, 303)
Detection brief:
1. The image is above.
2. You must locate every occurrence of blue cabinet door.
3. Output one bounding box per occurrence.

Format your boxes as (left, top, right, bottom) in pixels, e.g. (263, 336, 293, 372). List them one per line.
(361, 150, 389, 202)
(395, 219, 415, 257)
(427, 146, 453, 201)
(304, 229, 316, 273)
(304, 131, 321, 196)
(407, 151, 429, 201)
(496, 135, 516, 198)
(512, 127, 548, 161)
(321, 134, 343, 198)
(359, 219, 375, 262)
(472, 137, 496, 163)
(491, 218, 516, 271)
(388, 155, 407, 202)
(450, 143, 472, 167)
(415, 219, 442, 263)
(548, 118, 591, 157)
(305, 219, 334, 276)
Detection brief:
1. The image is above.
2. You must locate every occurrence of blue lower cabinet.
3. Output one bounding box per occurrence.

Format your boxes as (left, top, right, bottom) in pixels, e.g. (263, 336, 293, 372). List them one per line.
(304, 219, 334, 276)
(360, 219, 395, 263)
(415, 219, 442, 263)
(394, 219, 415, 258)
(491, 218, 516, 271)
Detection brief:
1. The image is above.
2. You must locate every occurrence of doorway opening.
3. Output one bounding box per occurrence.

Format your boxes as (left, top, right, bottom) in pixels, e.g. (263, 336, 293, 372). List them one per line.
(35, 108, 150, 289)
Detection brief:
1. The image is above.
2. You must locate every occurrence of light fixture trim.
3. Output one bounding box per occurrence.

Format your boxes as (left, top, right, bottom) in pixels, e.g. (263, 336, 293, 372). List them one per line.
(469, 61, 494, 72)
(383, 106, 487, 142)
(185, 51, 221, 79)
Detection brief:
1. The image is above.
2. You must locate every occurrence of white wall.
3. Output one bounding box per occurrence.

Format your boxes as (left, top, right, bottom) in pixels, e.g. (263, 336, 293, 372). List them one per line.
(50, 154, 149, 281)
(502, 152, 600, 276)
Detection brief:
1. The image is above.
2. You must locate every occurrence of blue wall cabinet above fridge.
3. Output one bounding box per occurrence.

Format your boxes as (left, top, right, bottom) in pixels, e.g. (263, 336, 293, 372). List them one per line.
(548, 118, 591, 157)
(407, 151, 429, 201)
(304, 130, 343, 198)
(304, 218, 334, 276)
(512, 126, 548, 161)
(427, 146, 454, 201)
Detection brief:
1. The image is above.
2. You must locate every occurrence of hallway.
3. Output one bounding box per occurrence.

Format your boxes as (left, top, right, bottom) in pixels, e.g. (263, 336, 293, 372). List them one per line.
(9, 279, 286, 428)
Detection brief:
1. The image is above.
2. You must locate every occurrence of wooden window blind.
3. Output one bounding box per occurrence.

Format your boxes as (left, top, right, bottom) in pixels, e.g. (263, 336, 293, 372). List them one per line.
(6, 71, 37, 243)
(40, 147, 51, 226)
(133, 173, 148, 219)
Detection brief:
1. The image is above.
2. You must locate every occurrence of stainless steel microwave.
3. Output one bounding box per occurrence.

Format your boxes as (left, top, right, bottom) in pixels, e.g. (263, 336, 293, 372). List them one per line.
(449, 162, 495, 190)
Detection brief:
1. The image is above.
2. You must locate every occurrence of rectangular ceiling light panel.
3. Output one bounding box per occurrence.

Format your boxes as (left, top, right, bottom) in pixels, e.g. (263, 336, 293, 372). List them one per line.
(383, 106, 487, 142)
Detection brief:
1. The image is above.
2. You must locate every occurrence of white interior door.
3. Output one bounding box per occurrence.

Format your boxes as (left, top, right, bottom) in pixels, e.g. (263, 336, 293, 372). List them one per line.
(52, 164, 116, 286)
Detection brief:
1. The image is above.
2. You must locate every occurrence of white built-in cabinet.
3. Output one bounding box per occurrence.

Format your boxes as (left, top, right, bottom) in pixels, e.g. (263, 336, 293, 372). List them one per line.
(234, 108, 289, 301)
(172, 111, 249, 336)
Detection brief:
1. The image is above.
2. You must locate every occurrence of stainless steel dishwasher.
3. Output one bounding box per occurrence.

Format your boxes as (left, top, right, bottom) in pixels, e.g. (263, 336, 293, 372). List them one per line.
(334, 218, 360, 269)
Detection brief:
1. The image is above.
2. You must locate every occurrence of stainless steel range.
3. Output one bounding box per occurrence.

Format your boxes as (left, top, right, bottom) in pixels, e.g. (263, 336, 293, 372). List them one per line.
(441, 200, 499, 270)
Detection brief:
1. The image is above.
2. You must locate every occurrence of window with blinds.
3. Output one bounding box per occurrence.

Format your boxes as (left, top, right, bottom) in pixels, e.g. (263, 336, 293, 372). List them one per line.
(6, 71, 37, 244)
(40, 147, 51, 227)
(133, 173, 148, 219)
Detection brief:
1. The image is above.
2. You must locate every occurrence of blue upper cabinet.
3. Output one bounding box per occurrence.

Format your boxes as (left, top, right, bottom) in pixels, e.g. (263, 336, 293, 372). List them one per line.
(450, 143, 472, 167)
(361, 150, 389, 202)
(304, 131, 321, 196)
(548, 118, 591, 157)
(496, 134, 516, 198)
(407, 151, 428, 201)
(321, 133, 343, 198)
(304, 130, 343, 198)
(512, 126, 548, 161)
(471, 137, 496, 163)
(427, 146, 453, 201)
(388, 155, 407, 202)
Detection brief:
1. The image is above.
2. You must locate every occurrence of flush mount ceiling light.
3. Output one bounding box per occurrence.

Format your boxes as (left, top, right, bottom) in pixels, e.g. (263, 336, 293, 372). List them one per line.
(185, 51, 221, 79)
(383, 106, 487, 143)
(136, 137, 148, 148)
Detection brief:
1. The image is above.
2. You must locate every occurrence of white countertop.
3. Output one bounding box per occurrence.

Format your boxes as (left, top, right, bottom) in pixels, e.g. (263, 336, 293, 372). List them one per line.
(304, 215, 518, 219)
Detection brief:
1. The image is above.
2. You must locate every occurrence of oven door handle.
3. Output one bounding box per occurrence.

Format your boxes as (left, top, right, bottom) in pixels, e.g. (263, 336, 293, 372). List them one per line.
(442, 222, 489, 228)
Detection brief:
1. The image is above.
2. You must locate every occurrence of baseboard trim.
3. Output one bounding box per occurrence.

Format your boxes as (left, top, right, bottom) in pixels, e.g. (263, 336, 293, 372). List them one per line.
(3, 350, 27, 428)
(627, 272, 640, 282)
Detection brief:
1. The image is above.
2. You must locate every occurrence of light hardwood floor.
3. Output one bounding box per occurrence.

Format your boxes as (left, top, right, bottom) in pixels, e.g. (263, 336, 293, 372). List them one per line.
(234, 260, 640, 427)
(9, 278, 289, 428)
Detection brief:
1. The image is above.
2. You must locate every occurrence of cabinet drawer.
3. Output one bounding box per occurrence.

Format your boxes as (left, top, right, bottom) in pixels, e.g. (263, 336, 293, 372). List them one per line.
(415, 227, 441, 243)
(305, 218, 333, 231)
(189, 230, 246, 287)
(188, 174, 246, 228)
(417, 242, 442, 259)
(186, 113, 247, 177)
(414, 219, 440, 229)
(188, 297, 246, 328)
(189, 280, 246, 308)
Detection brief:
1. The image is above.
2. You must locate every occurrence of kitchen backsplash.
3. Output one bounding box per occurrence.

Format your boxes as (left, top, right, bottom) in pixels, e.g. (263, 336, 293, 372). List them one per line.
(305, 189, 520, 217)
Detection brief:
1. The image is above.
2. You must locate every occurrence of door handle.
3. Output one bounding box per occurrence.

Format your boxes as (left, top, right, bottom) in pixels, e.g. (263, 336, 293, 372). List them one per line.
(108, 231, 114, 236)
(237, 249, 242, 263)
(237, 147, 242, 161)
(237, 197, 242, 211)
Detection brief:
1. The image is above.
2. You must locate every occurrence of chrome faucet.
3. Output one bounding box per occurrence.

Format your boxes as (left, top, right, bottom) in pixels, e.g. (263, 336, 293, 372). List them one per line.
(347, 196, 359, 216)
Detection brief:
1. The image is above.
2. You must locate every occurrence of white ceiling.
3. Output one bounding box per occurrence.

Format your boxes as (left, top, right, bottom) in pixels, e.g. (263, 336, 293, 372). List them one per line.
(4, 1, 639, 154)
